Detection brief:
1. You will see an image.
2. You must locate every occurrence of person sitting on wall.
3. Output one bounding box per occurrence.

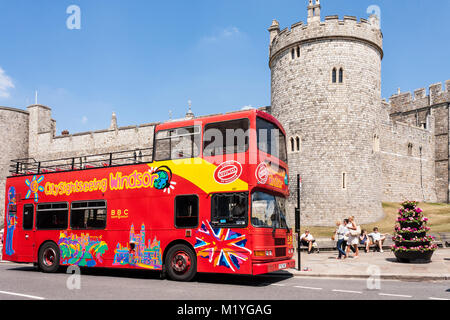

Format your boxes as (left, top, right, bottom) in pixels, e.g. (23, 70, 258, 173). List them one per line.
(300, 230, 318, 254)
(369, 227, 387, 252)
(359, 229, 371, 253)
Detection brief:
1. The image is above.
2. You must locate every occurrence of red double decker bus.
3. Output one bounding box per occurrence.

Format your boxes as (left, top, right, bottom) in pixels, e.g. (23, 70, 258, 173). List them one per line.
(2, 109, 294, 281)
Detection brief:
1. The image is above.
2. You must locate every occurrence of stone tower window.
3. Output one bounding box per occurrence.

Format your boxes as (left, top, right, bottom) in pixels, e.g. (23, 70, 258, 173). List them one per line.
(289, 136, 301, 153)
(291, 48, 295, 60)
(373, 134, 380, 152)
(296, 46, 300, 58)
(332, 68, 337, 83)
(342, 172, 347, 190)
(339, 68, 344, 83)
(407, 143, 413, 156)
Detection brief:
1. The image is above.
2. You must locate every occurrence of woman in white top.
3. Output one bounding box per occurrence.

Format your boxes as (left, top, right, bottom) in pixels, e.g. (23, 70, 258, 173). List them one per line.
(345, 216, 360, 258)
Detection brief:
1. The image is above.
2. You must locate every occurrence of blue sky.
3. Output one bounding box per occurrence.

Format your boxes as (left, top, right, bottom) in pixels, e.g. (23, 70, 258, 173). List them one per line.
(0, 0, 449, 134)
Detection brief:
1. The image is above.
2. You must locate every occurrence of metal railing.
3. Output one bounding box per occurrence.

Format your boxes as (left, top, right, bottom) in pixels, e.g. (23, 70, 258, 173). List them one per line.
(9, 148, 153, 176)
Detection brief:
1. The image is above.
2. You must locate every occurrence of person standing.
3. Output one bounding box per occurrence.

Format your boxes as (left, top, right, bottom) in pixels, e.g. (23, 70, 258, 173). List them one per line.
(333, 220, 348, 259)
(346, 216, 360, 259)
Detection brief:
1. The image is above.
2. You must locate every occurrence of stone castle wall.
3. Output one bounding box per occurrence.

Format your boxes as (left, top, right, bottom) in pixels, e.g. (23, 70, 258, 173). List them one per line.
(0, 107, 29, 228)
(379, 119, 436, 203)
(389, 81, 450, 202)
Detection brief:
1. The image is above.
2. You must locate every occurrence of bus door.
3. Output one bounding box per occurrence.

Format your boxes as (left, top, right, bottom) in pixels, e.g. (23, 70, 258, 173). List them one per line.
(16, 203, 35, 260)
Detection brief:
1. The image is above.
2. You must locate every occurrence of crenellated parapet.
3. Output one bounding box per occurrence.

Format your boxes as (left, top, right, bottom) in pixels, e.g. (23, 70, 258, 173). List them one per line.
(389, 80, 450, 114)
(268, 13, 383, 67)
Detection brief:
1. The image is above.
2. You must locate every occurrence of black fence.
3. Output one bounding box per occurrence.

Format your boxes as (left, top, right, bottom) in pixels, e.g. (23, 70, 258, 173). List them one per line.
(9, 148, 153, 176)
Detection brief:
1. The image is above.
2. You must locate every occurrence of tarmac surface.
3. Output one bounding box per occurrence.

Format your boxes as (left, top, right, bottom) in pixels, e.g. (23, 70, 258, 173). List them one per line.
(277, 248, 450, 281)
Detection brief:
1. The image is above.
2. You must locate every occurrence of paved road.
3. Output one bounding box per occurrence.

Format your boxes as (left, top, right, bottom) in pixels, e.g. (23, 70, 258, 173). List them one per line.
(0, 263, 448, 300)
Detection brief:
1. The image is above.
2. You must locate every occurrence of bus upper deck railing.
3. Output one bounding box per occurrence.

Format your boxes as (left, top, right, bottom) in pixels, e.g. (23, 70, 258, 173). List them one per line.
(9, 148, 153, 176)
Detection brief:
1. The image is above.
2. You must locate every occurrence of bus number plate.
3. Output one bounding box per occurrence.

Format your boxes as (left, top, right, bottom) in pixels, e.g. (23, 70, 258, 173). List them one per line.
(278, 263, 287, 269)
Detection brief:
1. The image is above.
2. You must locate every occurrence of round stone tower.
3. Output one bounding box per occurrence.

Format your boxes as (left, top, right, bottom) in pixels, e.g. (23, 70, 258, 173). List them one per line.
(269, 0, 384, 225)
(0, 107, 29, 228)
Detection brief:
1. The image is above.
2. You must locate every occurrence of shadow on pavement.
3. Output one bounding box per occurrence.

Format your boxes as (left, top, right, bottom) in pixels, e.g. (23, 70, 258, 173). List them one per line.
(385, 257, 432, 264)
(195, 272, 292, 287)
(6, 264, 162, 280)
(5, 264, 292, 286)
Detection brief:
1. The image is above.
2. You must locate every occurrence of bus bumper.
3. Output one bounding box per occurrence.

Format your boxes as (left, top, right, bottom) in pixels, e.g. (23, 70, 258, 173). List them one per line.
(252, 259, 296, 275)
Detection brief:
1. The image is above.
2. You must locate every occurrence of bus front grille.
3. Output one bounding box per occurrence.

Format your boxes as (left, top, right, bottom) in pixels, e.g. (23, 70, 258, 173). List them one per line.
(275, 247, 286, 257)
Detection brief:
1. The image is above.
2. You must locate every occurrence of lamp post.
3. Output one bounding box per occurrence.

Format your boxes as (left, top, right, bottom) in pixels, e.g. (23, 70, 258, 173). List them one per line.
(295, 174, 301, 271)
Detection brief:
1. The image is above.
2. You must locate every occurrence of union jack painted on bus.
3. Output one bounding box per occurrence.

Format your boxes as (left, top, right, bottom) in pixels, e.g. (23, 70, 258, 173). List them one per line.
(194, 221, 252, 272)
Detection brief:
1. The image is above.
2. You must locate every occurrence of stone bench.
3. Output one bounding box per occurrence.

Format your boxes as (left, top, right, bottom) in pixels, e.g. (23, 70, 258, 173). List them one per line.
(298, 237, 394, 252)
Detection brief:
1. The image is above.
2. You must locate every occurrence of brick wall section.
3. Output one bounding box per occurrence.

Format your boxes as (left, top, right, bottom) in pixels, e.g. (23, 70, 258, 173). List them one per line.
(389, 81, 450, 202)
(379, 119, 436, 203)
(0, 107, 29, 228)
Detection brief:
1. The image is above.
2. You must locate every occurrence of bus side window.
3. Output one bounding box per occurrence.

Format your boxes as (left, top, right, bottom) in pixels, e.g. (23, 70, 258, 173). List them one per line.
(23, 204, 34, 230)
(155, 126, 200, 161)
(175, 195, 199, 228)
(211, 193, 248, 227)
(36, 203, 69, 230)
(203, 119, 250, 157)
(71, 201, 107, 230)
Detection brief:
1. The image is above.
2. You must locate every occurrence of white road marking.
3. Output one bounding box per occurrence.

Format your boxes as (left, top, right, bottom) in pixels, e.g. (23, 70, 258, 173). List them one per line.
(429, 297, 450, 301)
(332, 289, 362, 294)
(0, 290, 45, 300)
(379, 293, 412, 298)
(270, 283, 286, 287)
(294, 286, 323, 290)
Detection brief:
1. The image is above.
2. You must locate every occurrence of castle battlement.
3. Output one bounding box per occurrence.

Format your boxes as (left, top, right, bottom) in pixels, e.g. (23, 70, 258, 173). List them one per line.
(268, 9, 383, 65)
(389, 80, 450, 114)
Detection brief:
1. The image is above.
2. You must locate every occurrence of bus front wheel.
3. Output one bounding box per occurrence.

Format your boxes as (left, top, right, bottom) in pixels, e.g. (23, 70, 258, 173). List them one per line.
(38, 242, 60, 273)
(165, 244, 197, 282)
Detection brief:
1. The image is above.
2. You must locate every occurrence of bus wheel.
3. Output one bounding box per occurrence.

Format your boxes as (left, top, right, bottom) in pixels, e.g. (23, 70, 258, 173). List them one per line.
(38, 242, 60, 273)
(165, 244, 197, 282)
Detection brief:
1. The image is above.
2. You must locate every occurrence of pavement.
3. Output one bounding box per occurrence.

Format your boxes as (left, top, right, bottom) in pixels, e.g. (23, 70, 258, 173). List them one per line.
(273, 248, 450, 281)
(2, 245, 449, 281)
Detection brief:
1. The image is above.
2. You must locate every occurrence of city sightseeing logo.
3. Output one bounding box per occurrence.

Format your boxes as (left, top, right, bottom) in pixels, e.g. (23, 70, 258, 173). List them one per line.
(25, 175, 45, 202)
(43, 167, 174, 197)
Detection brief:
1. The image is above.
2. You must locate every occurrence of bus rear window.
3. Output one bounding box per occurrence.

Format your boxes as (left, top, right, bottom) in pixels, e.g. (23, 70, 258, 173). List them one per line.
(71, 201, 107, 230)
(36, 203, 68, 230)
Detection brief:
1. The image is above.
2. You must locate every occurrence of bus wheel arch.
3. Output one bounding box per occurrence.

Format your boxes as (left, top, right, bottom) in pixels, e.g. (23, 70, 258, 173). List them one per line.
(163, 240, 197, 282)
(37, 241, 61, 273)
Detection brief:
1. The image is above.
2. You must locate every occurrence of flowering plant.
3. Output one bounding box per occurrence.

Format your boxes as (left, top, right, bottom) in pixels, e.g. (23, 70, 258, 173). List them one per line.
(401, 200, 418, 208)
(396, 216, 427, 223)
(394, 226, 430, 233)
(391, 244, 437, 253)
(392, 235, 435, 242)
(391, 201, 437, 260)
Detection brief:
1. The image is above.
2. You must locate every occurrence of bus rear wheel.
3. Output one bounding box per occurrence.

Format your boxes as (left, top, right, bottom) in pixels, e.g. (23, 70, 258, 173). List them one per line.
(38, 242, 60, 273)
(165, 244, 197, 282)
